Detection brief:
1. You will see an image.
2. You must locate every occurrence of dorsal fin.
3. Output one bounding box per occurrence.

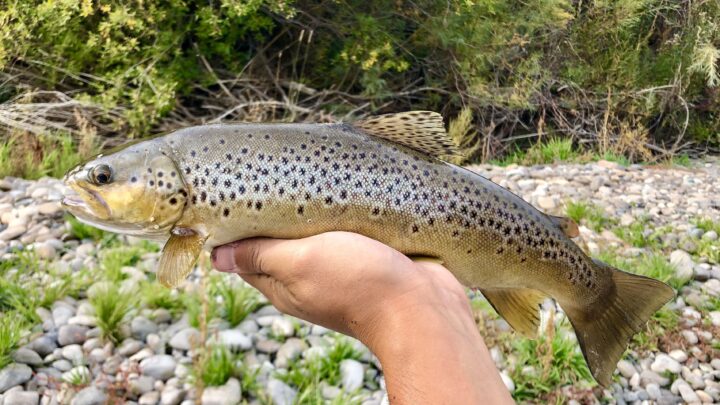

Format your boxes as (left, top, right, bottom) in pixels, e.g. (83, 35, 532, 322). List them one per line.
(547, 215, 580, 238)
(353, 111, 460, 158)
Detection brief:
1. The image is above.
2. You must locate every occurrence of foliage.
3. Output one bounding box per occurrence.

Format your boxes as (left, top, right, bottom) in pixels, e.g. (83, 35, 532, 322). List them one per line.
(195, 344, 237, 387)
(565, 201, 616, 232)
(510, 315, 593, 401)
(1, 0, 718, 166)
(90, 284, 133, 343)
(216, 280, 262, 327)
(279, 336, 362, 398)
(0, 132, 94, 180)
(141, 281, 184, 315)
(0, 313, 27, 369)
(100, 246, 144, 282)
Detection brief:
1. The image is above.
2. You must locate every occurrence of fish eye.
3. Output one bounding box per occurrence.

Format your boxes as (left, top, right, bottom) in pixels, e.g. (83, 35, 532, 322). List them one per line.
(91, 164, 113, 185)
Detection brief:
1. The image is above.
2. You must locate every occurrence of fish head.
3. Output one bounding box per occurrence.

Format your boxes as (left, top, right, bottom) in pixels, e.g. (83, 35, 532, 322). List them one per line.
(62, 143, 188, 237)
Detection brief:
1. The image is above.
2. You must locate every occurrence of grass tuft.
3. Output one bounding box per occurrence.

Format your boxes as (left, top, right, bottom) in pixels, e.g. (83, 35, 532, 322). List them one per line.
(218, 281, 262, 327)
(510, 312, 593, 401)
(195, 344, 237, 387)
(0, 313, 27, 369)
(90, 284, 133, 344)
(279, 336, 362, 397)
(141, 281, 184, 315)
(565, 201, 616, 232)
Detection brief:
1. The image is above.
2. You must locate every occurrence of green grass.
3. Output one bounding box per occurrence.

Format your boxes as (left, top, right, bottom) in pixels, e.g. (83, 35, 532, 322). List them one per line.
(100, 246, 145, 283)
(0, 132, 92, 180)
(141, 281, 184, 315)
(564, 201, 616, 232)
(612, 218, 666, 250)
(510, 320, 593, 401)
(631, 305, 679, 353)
(594, 151, 631, 166)
(90, 284, 133, 344)
(184, 290, 219, 329)
(217, 281, 262, 327)
(692, 217, 720, 235)
(0, 275, 40, 324)
(596, 251, 687, 290)
(0, 313, 27, 369)
(66, 215, 108, 242)
(493, 138, 580, 166)
(196, 344, 237, 387)
(279, 336, 363, 399)
(63, 366, 91, 385)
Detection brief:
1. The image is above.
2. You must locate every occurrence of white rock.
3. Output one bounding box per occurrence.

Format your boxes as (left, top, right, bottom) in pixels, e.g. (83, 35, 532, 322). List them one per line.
(160, 387, 185, 405)
(60, 345, 84, 364)
(677, 380, 700, 403)
(139, 391, 160, 405)
(669, 350, 688, 363)
(4, 390, 39, 405)
(670, 250, 694, 281)
(267, 378, 297, 405)
(702, 279, 720, 296)
(682, 330, 699, 345)
(616, 359, 637, 379)
(140, 355, 177, 381)
(339, 359, 364, 391)
(169, 328, 200, 351)
(200, 378, 241, 405)
(500, 371, 515, 393)
(70, 386, 107, 405)
(215, 330, 252, 351)
(275, 338, 308, 369)
(271, 317, 295, 338)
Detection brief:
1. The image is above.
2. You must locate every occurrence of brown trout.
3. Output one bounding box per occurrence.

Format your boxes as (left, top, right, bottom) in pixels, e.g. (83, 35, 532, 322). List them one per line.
(62, 111, 674, 386)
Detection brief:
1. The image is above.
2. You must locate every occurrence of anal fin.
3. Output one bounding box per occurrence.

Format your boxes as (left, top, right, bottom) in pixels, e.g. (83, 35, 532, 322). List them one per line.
(480, 288, 548, 338)
(158, 232, 207, 288)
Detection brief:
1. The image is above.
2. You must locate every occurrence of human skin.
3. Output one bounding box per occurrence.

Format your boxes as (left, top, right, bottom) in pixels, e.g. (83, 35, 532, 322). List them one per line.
(211, 231, 515, 404)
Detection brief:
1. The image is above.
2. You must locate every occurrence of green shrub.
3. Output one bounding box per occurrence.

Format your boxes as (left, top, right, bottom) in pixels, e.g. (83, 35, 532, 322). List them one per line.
(0, 313, 27, 369)
(2, 0, 719, 163)
(196, 345, 237, 387)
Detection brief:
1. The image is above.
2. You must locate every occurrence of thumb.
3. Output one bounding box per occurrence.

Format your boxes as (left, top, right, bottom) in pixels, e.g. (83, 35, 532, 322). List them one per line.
(211, 238, 298, 278)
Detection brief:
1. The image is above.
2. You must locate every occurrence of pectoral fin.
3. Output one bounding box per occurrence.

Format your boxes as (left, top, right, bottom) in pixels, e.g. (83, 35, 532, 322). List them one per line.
(158, 232, 207, 288)
(480, 288, 548, 338)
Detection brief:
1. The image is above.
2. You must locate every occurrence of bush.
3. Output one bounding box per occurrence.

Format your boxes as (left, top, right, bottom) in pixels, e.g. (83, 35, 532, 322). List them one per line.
(1, 0, 718, 165)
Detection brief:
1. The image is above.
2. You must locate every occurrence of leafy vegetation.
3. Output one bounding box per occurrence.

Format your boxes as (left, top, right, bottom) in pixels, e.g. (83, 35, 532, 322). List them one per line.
(279, 337, 363, 399)
(217, 281, 262, 327)
(509, 315, 593, 401)
(565, 201, 616, 232)
(195, 344, 237, 387)
(90, 284, 133, 344)
(0, 313, 27, 369)
(1, 0, 718, 173)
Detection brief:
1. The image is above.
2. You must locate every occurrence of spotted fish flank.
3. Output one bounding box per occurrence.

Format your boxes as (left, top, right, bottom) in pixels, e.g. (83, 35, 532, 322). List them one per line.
(62, 111, 674, 387)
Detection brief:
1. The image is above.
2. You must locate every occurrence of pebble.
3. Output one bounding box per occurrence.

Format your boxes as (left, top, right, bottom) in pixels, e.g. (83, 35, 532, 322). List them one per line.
(60, 345, 84, 364)
(669, 250, 694, 281)
(500, 372, 515, 393)
(26, 337, 56, 357)
(11, 349, 43, 367)
(4, 390, 39, 405)
(215, 330, 252, 351)
(200, 378, 241, 405)
(140, 355, 177, 381)
(131, 317, 159, 341)
(340, 359, 364, 391)
(160, 387, 185, 405)
(58, 325, 89, 346)
(266, 378, 297, 405)
(669, 350, 688, 363)
(139, 391, 161, 405)
(275, 338, 308, 369)
(169, 328, 200, 351)
(271, 317, 295, 338)
(616, 360, 637, 379)
(0, 364, 33, 393)
(71, 386, 107, 405)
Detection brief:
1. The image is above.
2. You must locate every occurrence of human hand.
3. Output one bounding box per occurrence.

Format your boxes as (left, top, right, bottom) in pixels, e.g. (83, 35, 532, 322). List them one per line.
(212, 232, 513, 404)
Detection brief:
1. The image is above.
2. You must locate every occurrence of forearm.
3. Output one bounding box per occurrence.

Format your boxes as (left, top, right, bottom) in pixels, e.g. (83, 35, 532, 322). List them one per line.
(361, 289, 514, 404)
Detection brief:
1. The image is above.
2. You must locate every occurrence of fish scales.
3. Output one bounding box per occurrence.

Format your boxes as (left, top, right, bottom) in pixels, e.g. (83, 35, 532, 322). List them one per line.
(169, 124, 592, 294)
(62, 111, 674, 386)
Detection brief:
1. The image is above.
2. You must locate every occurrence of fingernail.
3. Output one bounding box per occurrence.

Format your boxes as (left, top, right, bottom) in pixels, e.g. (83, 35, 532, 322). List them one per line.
(212, 245, 236, 272)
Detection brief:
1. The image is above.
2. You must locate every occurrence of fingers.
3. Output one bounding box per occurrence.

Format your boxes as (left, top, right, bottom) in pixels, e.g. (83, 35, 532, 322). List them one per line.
(212, 238, 297, 277)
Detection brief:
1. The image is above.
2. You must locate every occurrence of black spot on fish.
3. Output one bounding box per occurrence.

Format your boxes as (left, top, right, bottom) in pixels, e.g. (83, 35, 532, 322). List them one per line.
(200, 192, 207, 202)
(223, 208, 230, 217)
(131, 176, 137, 183)
(149, 180, 155, 186)
(169, 198, 177, 205)
(191, 150, 196, 157)
(255, 201, 262, 210)
(220, 139, 225, 144)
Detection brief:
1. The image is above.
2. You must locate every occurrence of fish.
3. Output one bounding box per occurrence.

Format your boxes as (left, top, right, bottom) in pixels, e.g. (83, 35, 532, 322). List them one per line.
(62, 111, 675, 386)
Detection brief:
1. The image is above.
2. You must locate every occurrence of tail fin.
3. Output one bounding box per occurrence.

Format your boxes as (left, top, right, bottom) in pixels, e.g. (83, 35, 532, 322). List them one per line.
(563, 260, 675, 386)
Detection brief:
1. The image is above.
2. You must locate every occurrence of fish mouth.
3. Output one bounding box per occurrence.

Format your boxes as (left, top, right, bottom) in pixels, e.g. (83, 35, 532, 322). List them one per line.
(62, 184, 111, 219)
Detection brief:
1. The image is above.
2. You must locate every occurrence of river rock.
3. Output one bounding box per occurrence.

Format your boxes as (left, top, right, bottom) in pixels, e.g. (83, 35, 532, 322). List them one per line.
(200, 378, 241, 405)
(0, 364, 33, 393)
(140, 355, 177, 380)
